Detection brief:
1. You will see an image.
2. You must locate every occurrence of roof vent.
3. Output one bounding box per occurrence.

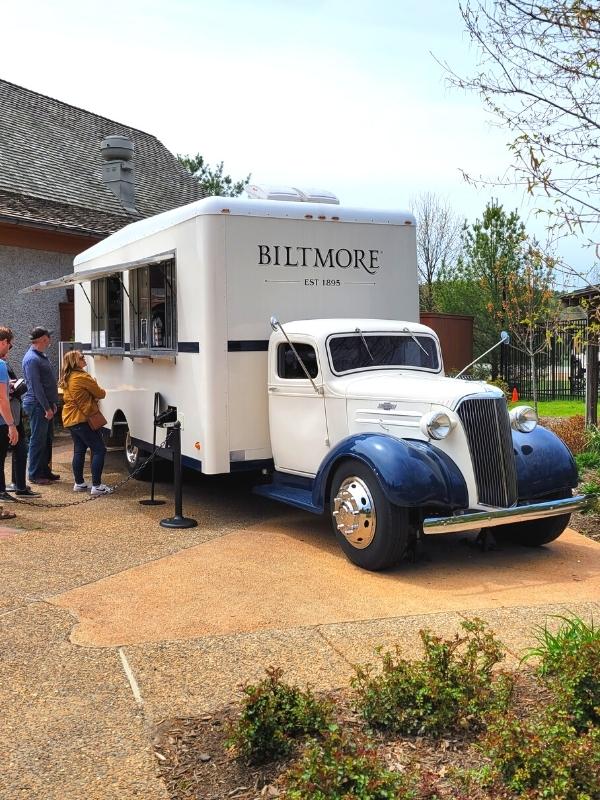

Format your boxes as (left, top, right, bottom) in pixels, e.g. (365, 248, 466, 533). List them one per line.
(245, 184, 340, 204)
(100, 135, 136, 212)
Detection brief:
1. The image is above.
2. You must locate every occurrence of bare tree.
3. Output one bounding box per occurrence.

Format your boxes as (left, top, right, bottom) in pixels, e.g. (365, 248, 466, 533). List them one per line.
(442, 1, 600, 283)
(410, 192, 463, 311)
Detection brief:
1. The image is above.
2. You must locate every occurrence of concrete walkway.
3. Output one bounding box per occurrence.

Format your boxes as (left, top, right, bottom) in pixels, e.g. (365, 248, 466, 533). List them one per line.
(1, 442, 599, 799)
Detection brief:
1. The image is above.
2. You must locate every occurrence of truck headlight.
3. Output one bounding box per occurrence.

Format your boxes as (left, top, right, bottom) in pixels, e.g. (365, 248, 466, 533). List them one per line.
(510, 405, 538, 433)
(420, 411, 455, 440)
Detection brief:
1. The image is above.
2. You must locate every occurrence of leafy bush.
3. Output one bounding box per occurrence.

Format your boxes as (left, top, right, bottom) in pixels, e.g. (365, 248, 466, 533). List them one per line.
(543, 414, 588, 454)
(579, 475, 600, 515)
(227, 667, 331, 763)
(575, 451, 600, 471)
(586, 424, 600, 455)
(471, 363, 492, 381)
(352, 619, 512, 736)
(481, 708, 600, 800)
(486, 377, 510, 399)
(523, 615, 600, 730)
(284, 725, 415, 800)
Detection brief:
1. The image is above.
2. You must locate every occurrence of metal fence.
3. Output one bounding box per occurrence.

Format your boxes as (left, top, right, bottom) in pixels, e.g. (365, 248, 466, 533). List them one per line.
(500, 319, 588, 400)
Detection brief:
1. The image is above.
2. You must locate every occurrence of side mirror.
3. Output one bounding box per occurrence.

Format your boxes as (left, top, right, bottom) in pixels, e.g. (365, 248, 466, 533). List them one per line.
(270, 316, 279, 331)
(500, 330, 510, 344)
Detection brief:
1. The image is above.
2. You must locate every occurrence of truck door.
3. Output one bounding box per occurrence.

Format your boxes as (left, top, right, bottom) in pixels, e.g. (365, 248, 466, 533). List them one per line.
(268, 339, 329, 475)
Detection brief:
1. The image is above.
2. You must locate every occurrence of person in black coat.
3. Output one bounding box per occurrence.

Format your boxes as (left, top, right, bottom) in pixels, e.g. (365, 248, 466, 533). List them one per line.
(6, 364, 40, 497)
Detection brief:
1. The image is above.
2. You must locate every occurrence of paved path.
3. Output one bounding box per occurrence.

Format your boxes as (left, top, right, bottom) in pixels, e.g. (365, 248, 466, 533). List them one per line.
(1, 442, 599, 799)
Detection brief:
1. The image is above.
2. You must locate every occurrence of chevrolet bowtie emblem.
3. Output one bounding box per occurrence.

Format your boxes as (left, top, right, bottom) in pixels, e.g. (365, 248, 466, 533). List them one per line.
(378, 402, 397, 411)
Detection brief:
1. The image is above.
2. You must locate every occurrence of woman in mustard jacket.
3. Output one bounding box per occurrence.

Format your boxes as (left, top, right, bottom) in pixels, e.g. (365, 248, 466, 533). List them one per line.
(59, 351, 113, 496)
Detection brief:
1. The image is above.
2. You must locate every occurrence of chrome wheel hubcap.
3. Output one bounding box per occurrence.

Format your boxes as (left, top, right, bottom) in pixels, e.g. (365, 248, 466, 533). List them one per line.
(332, 476, 376, 548)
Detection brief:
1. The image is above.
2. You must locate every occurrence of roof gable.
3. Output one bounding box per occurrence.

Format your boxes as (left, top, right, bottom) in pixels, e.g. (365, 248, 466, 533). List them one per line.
(0, 79, 204, 234)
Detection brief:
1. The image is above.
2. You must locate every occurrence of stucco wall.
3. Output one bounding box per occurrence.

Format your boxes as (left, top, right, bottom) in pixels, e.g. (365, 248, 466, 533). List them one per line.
(0, 245, 73, 377)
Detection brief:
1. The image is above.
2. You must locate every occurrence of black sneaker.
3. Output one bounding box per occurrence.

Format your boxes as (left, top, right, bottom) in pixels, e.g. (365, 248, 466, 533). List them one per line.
(46, 473, 61, 481)
(0, 491, 17, 502)
(15, 488, 42, 497)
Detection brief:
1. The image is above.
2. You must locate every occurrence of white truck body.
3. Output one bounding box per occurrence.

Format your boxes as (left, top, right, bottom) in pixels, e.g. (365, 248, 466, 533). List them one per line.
(71, 196, 420, 474)
(22, 195, 584, 570)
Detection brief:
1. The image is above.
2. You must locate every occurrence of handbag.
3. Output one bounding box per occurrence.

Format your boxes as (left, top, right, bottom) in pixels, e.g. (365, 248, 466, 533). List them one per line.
(87, 409, 107, 431)
(67, 380, 107, 431)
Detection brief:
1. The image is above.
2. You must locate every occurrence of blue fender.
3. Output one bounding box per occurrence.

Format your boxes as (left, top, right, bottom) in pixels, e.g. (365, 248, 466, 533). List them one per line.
(312, 433, 468, 512)
(513, 426, 578, 500)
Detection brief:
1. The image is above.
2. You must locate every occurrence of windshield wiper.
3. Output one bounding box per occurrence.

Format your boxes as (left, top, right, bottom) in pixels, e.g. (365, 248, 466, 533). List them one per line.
(402, 327, 428, 355)
(355, 327, 374, 362)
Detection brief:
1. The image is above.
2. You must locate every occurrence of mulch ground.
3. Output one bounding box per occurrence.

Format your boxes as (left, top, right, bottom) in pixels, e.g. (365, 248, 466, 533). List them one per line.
(153, 673, 553, 800)
(151, 485, 599, 800)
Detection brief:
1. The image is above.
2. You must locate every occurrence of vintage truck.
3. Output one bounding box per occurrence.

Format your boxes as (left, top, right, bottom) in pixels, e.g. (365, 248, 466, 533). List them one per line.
(23, 193, 585, 569)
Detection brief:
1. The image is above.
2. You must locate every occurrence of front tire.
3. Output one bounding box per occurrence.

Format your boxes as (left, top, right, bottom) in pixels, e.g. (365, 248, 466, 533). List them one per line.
(329, 460, 412, 571)
(493, 513, 571, 547)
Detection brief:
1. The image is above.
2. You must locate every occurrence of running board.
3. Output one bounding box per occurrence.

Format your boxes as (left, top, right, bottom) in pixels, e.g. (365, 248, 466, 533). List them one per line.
(423, 495, 587, 535)
(253, 483, 321, 514)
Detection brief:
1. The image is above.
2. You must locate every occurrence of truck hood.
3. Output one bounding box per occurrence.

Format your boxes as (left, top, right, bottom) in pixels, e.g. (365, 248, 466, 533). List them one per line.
(332, 371, 502, 409)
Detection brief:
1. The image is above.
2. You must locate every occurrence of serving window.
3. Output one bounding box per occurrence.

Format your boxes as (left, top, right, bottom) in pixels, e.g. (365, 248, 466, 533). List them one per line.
(130, 258, 176, 351)
(91, 275, 124, 349)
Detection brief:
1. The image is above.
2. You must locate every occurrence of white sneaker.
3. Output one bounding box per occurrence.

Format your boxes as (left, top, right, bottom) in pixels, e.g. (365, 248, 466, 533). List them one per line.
(73, 482, 89, 492)
(91, 484, 113, 496)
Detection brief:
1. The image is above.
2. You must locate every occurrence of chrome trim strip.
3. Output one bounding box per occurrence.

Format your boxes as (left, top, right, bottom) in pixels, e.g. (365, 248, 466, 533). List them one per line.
(423, 495, 587, 535)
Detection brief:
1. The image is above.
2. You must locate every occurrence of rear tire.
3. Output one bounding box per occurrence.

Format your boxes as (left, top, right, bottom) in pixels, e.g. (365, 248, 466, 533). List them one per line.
(125, 431, 152, 481)
(329, 460, 412, 571)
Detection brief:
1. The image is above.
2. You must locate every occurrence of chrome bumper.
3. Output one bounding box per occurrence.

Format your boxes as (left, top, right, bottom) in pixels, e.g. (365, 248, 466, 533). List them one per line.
(423, 494, 587, 535)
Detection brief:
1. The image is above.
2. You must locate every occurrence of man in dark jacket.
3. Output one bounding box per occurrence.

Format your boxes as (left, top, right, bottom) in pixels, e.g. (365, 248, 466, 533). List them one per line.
(22, 326, 60, 484)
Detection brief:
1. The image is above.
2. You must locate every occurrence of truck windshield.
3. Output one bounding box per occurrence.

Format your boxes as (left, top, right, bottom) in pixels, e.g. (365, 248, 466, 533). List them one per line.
(328, 333, 439, 374)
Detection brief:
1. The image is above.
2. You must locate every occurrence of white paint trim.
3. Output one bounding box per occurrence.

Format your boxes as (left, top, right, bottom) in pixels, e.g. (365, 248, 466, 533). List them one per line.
(118, 647, 143, 706)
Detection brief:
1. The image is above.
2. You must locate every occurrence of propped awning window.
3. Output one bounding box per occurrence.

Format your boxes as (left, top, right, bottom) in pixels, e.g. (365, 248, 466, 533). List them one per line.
(19, 251, 175, 294)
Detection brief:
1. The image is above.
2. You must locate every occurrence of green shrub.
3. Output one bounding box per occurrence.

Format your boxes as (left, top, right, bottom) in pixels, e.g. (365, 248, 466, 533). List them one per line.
(580, 476, 600, 498)
(523, 615, 600, 730)
(580, 475, 600, 516)
(481, 708, 600, 800)
(471, 363, 492, 381)
(352, 619, 512, 736)
(284, 725, 415, 800)
(575, 451, 600, 471)
(486, 377, 510, 399)
(586, 424, 600, 455)
(227, 667, 331, 763)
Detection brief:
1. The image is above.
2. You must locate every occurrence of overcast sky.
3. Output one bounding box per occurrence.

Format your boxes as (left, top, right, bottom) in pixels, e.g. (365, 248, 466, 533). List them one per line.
(1, 0, 594, 281)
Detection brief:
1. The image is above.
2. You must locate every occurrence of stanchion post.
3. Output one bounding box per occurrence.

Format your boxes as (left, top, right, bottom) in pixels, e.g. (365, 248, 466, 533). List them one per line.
(160, 421, 197, 529)
(139, 396, 166, 506)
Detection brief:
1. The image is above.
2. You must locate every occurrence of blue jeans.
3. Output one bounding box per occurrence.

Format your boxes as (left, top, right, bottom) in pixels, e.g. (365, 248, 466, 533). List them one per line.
(68, 423, 106, 486)
(23, 402, 53, 480)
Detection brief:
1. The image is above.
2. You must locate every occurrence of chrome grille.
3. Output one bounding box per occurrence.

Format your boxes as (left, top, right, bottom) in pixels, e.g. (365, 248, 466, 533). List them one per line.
(456, 397, 518, 508)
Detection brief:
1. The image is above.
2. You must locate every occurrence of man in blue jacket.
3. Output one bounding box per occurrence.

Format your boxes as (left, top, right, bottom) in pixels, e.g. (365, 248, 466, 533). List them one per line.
(22, 326, 60, 485)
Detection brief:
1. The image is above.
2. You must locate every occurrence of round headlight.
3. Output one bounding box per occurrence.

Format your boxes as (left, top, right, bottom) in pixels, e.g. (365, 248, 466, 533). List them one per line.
(510, 405, 538, 433)
(420, 411, 454, 440)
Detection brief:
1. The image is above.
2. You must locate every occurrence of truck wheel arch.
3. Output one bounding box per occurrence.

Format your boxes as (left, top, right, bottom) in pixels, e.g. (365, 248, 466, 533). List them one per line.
(313, 433, 468, 513)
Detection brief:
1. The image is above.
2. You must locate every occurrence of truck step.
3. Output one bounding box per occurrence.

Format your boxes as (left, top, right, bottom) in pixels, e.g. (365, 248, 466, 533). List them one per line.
(253, 483, 321, 514)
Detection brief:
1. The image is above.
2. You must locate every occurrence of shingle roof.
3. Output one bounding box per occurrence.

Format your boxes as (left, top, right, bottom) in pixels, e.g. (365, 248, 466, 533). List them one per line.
(0, 79, 204, 235)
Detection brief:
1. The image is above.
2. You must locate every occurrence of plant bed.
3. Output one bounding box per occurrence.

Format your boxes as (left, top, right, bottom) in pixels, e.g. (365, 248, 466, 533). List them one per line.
(153, 618, 600, 800)
(152, 675, 561, 800)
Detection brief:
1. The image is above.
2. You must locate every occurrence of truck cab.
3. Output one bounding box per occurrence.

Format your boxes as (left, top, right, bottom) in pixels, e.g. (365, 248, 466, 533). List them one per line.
(257, 317, 584, 570)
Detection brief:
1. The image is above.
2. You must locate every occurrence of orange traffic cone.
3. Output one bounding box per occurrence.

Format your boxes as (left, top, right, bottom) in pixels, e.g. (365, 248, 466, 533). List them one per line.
(511, 386, 519, 402)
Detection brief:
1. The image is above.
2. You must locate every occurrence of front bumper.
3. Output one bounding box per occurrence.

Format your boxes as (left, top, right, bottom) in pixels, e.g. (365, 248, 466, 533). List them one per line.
(423, 494, 587, 535)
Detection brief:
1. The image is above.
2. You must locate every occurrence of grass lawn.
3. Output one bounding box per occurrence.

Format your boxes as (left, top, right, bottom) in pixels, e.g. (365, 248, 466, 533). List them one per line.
(509, 398, 597, 417)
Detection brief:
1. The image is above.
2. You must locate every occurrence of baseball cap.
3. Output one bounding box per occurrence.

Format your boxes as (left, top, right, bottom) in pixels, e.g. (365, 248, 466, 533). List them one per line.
(29, 326, 53, 341)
